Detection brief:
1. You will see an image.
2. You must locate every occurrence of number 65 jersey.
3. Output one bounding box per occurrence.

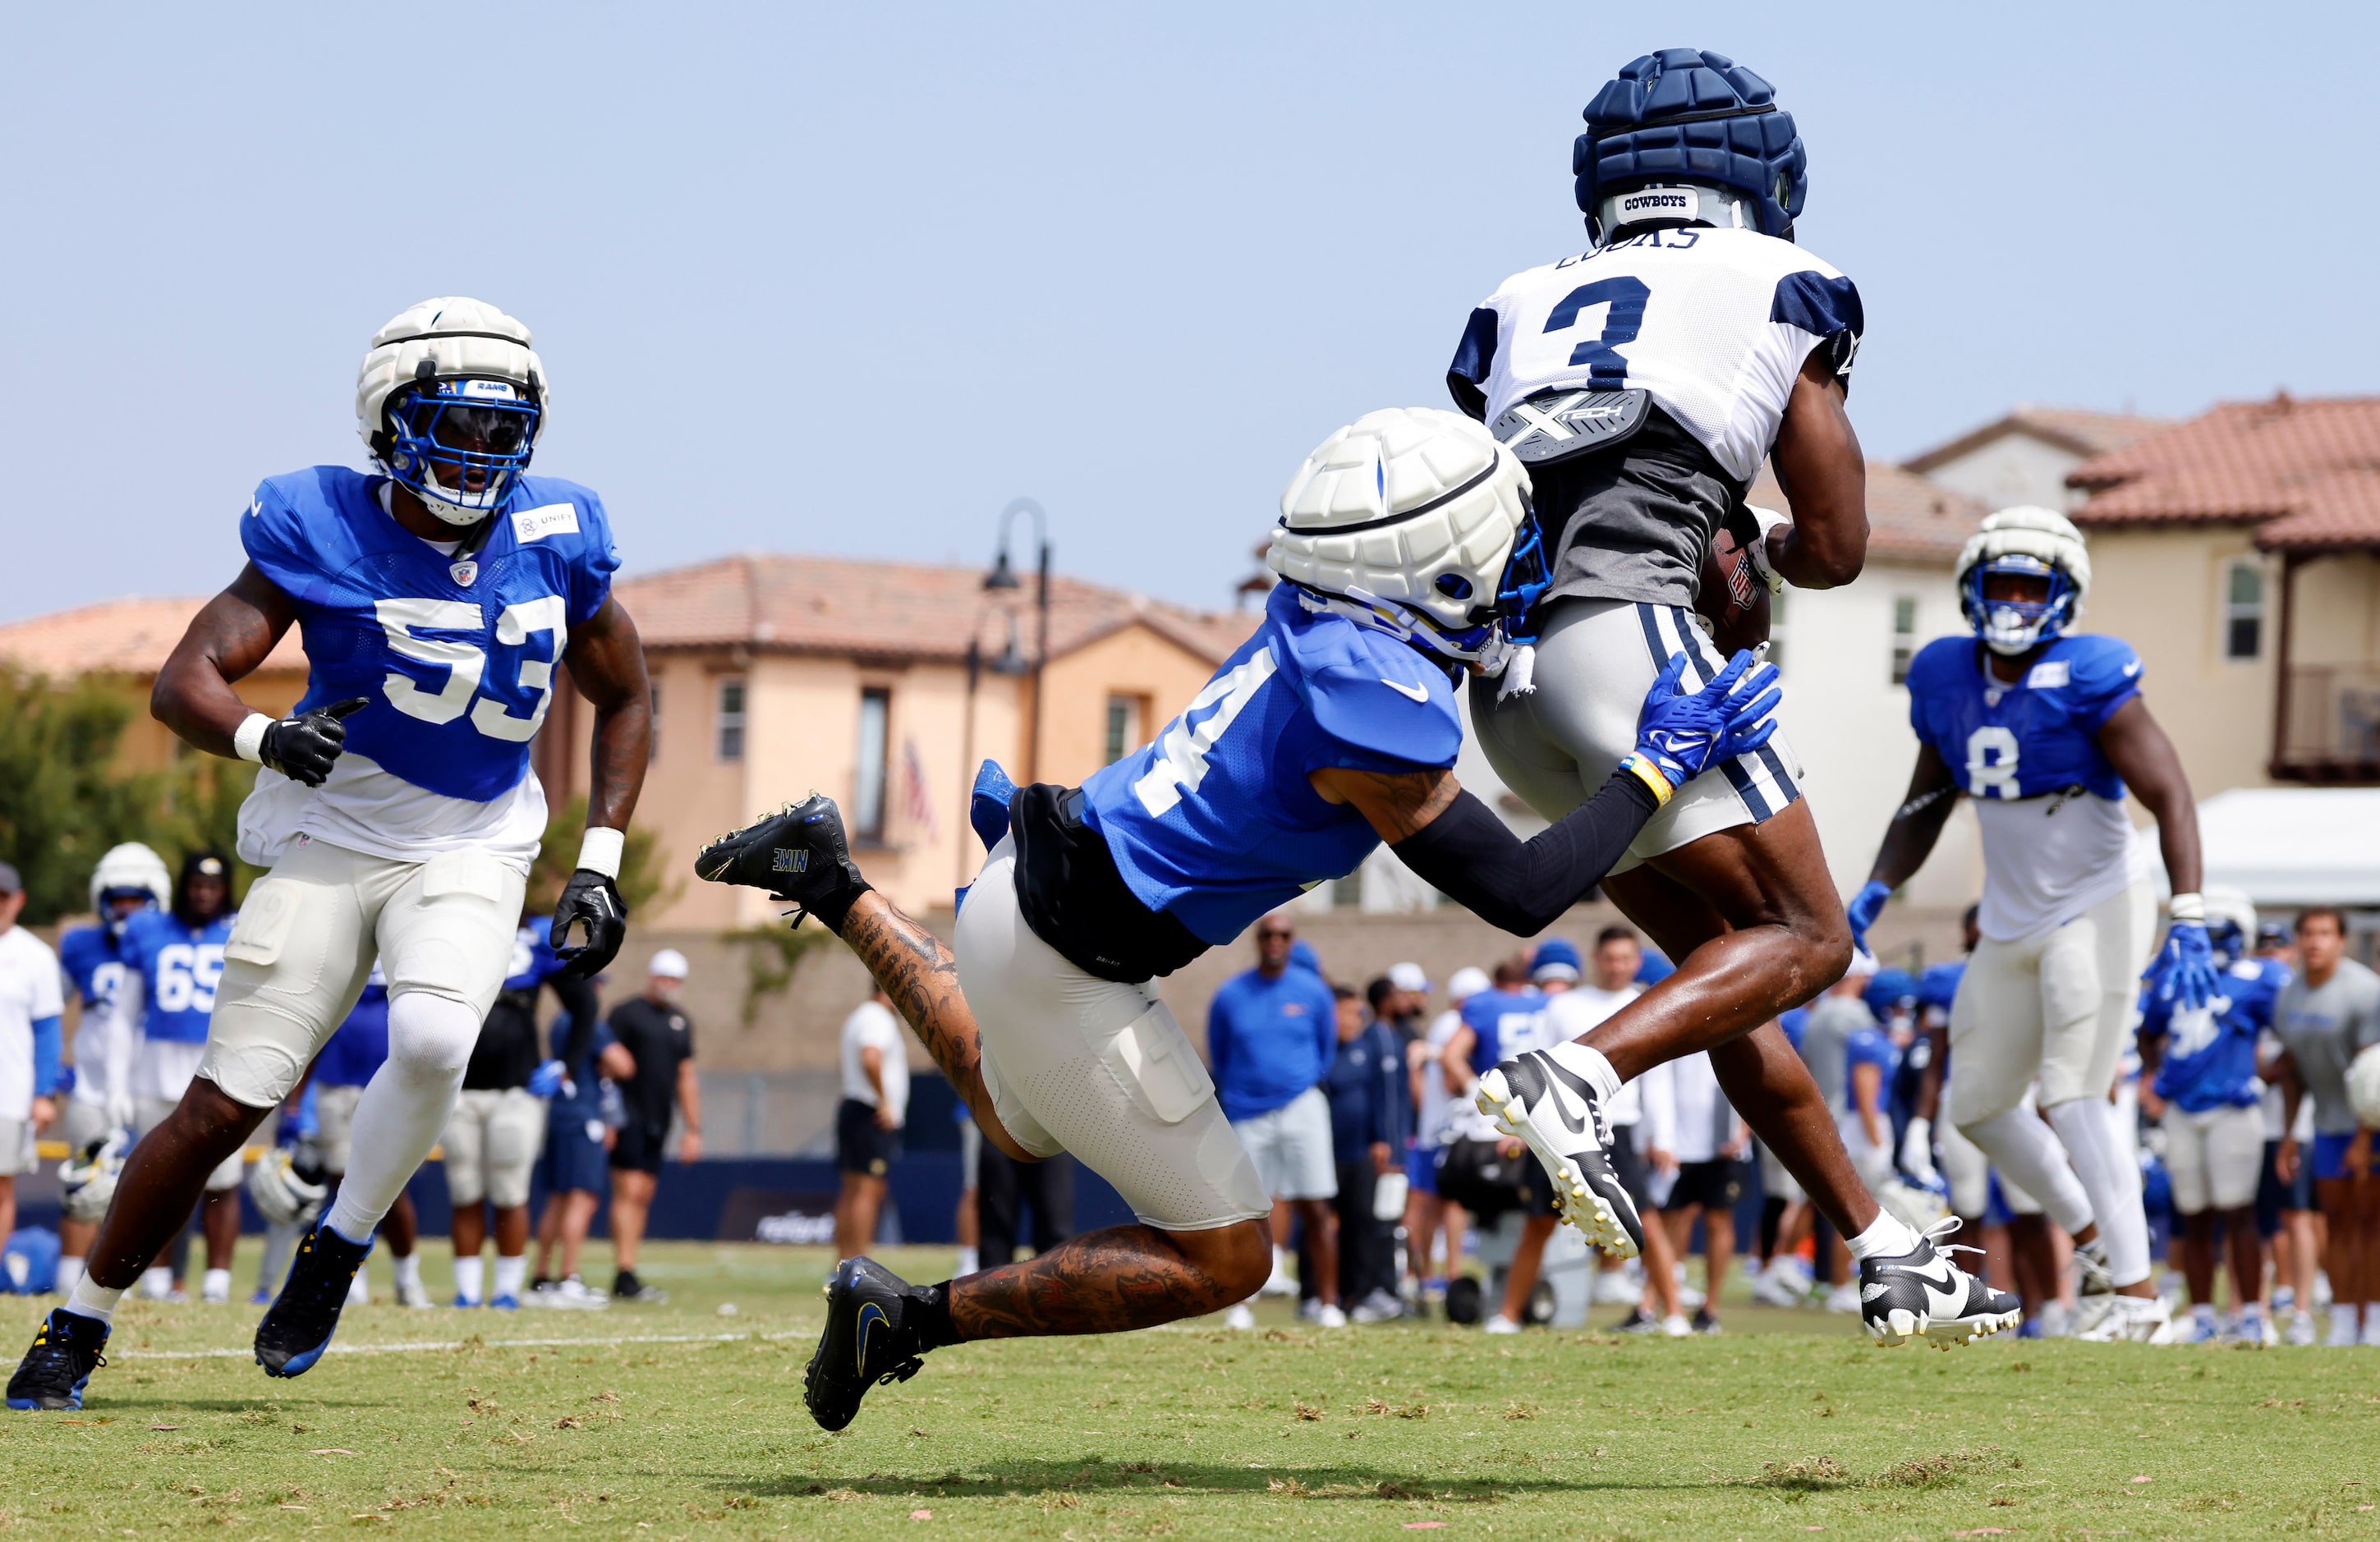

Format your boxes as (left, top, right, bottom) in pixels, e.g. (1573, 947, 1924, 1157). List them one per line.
(235, 465, 620, 874)
(1904, 633, 2151, 943)
(1447, 227, 1861, 611)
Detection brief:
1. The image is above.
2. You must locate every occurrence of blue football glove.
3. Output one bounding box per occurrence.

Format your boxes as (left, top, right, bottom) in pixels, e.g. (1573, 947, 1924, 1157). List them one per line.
(1846, 879, 1892, 950)
(528, 1059, 567, 1099)
(2146, 920, 2218, 1012)
(1632, 649, 1783, 792)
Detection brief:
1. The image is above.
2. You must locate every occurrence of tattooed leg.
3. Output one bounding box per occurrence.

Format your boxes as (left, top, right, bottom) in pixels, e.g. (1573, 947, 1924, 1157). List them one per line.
(835, 891, 1041, 1163)
(951, 1218, 1273, 1338)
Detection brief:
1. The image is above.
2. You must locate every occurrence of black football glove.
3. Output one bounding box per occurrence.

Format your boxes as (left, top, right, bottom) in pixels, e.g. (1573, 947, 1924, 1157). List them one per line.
(551, 869, 627, 980)
(260, 697, 370, 787)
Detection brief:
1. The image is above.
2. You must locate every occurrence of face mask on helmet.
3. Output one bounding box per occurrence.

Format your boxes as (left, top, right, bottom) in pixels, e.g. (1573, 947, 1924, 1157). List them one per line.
(1962, 554, 2079, 655)
(380, 376, 542, 526)
(1332, 502, 1552, 668)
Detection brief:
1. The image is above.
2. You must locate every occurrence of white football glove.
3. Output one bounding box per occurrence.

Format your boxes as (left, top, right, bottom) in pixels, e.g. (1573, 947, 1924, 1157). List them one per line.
(1899, 1115, 1938, 1183)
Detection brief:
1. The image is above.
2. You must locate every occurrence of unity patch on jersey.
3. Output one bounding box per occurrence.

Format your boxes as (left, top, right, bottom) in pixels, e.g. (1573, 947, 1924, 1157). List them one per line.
(512, 503, 581, 542)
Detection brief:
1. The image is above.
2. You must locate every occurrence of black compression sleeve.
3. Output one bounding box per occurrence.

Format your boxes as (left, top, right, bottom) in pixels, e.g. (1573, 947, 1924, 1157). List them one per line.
(547, 971, 601, 1068)
(1389, 772, 1661, 935)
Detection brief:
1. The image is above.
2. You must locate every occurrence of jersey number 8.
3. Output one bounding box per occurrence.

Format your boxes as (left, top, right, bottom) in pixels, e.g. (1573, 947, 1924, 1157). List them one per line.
(374, 597, 570, 742)
(1965, 726, 2020, 800)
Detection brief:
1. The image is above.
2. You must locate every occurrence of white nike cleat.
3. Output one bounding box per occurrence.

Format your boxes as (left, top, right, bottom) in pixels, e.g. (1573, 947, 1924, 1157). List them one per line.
(1482, 1314, 1522, 1335)
(1859, 1216, 2022, 1350)
(2071, 1239, 2117, 1336)
(2286, 1310, 2318, 1347)
(2077, 1293, 2177, 1344)
(1474, 1048, 1642, 1258)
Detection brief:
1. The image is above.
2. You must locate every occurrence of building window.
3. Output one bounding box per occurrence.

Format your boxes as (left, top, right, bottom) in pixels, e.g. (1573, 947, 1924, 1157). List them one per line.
(1104, 694, 1147, 764)
(715, 677, 746, 762)
(2225, 561, 2264, 660)
(853, 687, 890, 841)
(648, 681, 662, 764)
(1891, 595, 1918, 685)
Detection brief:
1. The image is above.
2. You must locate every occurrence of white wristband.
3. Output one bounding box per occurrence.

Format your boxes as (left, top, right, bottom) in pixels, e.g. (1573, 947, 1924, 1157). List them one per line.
(232, 712, 273, 764)
(576, 826, 625, 880)
(1745, 505, 1791, 593)
(2167, 892, 2205, 924)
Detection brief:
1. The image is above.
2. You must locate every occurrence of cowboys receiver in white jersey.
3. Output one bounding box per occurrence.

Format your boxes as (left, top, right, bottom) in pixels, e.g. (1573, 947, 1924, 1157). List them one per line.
(1447, 46, 2018, 1347)
(8, 298, 650, 1409)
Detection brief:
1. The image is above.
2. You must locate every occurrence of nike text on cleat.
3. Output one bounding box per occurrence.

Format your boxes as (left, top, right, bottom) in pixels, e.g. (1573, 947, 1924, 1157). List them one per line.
(1473, 1049, 1643, 1259)
(1858, 1215, 2022, 1350)
(254, 1222, 373, 1378)
(7, 1309, 110, 1411)
(804, 1256, 935, 1432)
(692, 794, 871, 929)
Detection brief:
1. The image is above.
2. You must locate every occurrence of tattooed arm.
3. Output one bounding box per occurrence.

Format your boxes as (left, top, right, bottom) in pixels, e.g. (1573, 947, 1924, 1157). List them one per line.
(836, 890, 1042, 1163)
(152, 564, 301, 753)
(950, 1218, 1270, 1338)
(562, 596, 651, 835)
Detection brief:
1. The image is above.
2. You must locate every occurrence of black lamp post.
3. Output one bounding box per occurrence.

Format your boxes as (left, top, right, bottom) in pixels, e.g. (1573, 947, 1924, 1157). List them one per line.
(985, 497, 1050, 783)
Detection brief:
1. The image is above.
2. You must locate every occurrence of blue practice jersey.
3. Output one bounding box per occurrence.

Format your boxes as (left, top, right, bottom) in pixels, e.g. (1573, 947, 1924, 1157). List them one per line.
(315, 969, 389, 1087)
(1463, 986, 1549, 1076)
(1915, 961, 1964, 1026)
(121, 909, 237, 1046)
(57, 924, 133, 1013)
(1845, 1024, 1899, 1111)
(2141, 956, 2288, 1113)
(1905, 633, 2141, 803)
(503, 915, 567, 993)
(1080, 584, 1461, 944)
(241, 466, 619, 802)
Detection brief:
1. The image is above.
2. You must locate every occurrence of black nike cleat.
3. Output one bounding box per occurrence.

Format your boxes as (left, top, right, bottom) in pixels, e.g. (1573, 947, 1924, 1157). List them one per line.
(7, 1309, 109, 1410)
(1475, 1048, 1643, 1258)
(805, 1256, 939, 1432)
(693, 794, 871, 929)
(255, 1221, 372, 1378)
(1860, 1216, 2022, 1349)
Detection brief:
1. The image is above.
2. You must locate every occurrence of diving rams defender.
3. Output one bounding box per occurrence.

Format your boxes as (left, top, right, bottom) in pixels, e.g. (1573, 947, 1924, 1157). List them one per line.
(8, 298, 649, 1411)
(1851, 507, 2216, 1344)
(1445, 48, 2012, 1344)
(701, 408, 1802, 1429)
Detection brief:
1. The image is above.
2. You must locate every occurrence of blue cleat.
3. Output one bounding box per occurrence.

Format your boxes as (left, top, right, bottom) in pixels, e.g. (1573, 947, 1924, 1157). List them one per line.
(254, 1222, 372, 1378)
(489, 1293, 521, 1311)
(451, 1295, 480, 1310)
(7, 1309, 111, 1410)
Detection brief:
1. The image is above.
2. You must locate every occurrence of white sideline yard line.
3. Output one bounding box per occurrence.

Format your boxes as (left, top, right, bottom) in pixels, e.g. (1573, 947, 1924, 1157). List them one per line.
(115, 1329, 812, 1361)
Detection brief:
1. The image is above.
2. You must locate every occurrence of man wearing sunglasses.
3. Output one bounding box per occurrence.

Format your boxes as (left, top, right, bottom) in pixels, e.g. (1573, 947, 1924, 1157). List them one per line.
(9, 298, 651, 1410)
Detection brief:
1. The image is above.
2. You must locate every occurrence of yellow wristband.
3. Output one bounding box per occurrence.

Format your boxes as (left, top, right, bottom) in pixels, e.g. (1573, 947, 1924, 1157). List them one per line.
(1619, 754, 1675, 807)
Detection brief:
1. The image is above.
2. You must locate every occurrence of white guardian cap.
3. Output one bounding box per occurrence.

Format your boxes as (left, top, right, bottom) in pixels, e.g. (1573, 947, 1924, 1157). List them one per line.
(355, 296, 548, 527)
(1954, 506, 2093, 656)
(88, 842, 171, 934)
(1266, 407, 1549, 672)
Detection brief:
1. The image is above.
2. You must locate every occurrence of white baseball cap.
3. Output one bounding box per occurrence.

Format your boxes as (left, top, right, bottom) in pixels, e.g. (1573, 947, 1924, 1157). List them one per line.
(648, 948, 691, 980)
(1842, 947, 1879, 980)
(1446, 966, 1491, 1003)
(1388, 961, 1432, 995)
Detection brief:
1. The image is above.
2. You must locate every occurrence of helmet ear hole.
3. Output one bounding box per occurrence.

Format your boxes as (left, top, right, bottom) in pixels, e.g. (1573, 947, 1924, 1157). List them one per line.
(1435, 573, 1474, 601)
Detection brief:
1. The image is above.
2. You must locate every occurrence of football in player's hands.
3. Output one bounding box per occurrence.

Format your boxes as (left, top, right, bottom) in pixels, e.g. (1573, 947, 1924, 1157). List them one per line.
(551, 869, 627, 980)
(1696, 523, 1771, 658)
(260, 697, 369, 787)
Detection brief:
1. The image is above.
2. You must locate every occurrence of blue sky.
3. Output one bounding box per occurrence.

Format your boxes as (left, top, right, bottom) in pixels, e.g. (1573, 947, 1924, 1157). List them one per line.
(7, 2, 2374, 622)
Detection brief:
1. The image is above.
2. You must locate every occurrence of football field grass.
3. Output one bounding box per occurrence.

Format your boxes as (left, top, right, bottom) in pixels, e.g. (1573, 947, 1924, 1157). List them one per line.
(4, 1241, 2377, 1540)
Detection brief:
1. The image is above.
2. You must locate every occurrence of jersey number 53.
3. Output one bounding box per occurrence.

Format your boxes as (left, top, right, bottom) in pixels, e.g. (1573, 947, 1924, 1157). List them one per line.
(374, 597, 569, 743)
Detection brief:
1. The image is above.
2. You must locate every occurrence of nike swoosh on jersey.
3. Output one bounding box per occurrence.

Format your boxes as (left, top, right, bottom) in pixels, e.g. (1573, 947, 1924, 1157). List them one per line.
(855, 1301, 888, 1375)
(2123, 661, 2142, 677)
(1380, 678, 1430, 703)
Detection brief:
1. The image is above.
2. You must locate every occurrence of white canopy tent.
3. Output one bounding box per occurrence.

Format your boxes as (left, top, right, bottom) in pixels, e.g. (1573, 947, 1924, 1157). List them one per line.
(2165, 787, 2380, 907)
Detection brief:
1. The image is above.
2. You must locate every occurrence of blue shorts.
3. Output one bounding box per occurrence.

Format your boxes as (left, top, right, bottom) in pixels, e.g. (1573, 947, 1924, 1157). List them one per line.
(2257, 1138, 2313, 1234)
(1406, 1141, 1439, 1196)
(2311, 1131, 2360, 1183)
(541, 1105, 610, 1196)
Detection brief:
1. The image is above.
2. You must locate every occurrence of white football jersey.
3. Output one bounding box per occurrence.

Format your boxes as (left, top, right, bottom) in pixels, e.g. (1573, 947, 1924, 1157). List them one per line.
(1451, 227, 1860, 484)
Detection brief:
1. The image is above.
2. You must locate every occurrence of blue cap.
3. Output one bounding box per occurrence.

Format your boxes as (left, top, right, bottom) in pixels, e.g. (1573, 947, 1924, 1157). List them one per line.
(1863, 968, 1920, 1021)
(1633, 948, 1676, 986)
(1530, 938, 1583, 984)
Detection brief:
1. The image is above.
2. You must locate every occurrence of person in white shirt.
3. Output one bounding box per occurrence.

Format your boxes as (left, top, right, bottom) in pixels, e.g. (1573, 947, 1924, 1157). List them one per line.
(1405, 966, 1488, 1308)
(1639, 1047, 1746, 1333)
(1564, 928, 1688, 1335)
(835, 985, 911, 1259)
(0, 864, 65, 1252)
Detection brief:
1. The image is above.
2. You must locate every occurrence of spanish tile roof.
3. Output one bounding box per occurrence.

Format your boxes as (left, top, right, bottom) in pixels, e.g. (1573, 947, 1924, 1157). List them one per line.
(0, 596, 307, 678)
(1746, 460, 1987, 567)
(2066, 394, 2380, 551)
(1902, 405, 2172, 475)
(618, 553, 1261, 666)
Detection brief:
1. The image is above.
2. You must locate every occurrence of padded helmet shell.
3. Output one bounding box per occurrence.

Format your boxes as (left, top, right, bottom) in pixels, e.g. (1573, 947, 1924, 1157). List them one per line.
(88, 842, 171, 924)
(1576, 48, 1807, 241)
(1955, 506, 2093, 654)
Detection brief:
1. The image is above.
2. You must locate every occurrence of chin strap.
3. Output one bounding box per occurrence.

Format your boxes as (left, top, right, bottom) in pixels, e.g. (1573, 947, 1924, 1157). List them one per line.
(1292, 583, 1535, 695)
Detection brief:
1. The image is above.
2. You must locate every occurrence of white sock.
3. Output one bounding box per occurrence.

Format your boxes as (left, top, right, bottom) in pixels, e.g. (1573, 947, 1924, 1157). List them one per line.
(55, 1256, 84, 1296)
(392, 1253, 421, 1292)
(1272, 1246, 1292, 1279)
(140, 1266, 174, 1300)
(2045, 1099, 2150, 1287)
(346, 1271, 371, 1306)
(1960, 1108, 2094, 1236)
(1846, 1212, 1922, 1262)
(493, 1255, 527, 1301)
(1546, 1039, 1623, 1104)
(453, 1255, 485, 1305)
(954, 1246, 979, 1277)
(66, 1275, 122, 1325)
(326, 993, 478, 1240)
(202, 1268, 232, 1303)
(2365, 1302, 2380, 1342)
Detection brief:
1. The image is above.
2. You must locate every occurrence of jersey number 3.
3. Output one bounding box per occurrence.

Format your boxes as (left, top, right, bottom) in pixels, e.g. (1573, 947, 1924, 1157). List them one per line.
(374, 597, 570, 742)
(1543, 277, 1650, 387)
